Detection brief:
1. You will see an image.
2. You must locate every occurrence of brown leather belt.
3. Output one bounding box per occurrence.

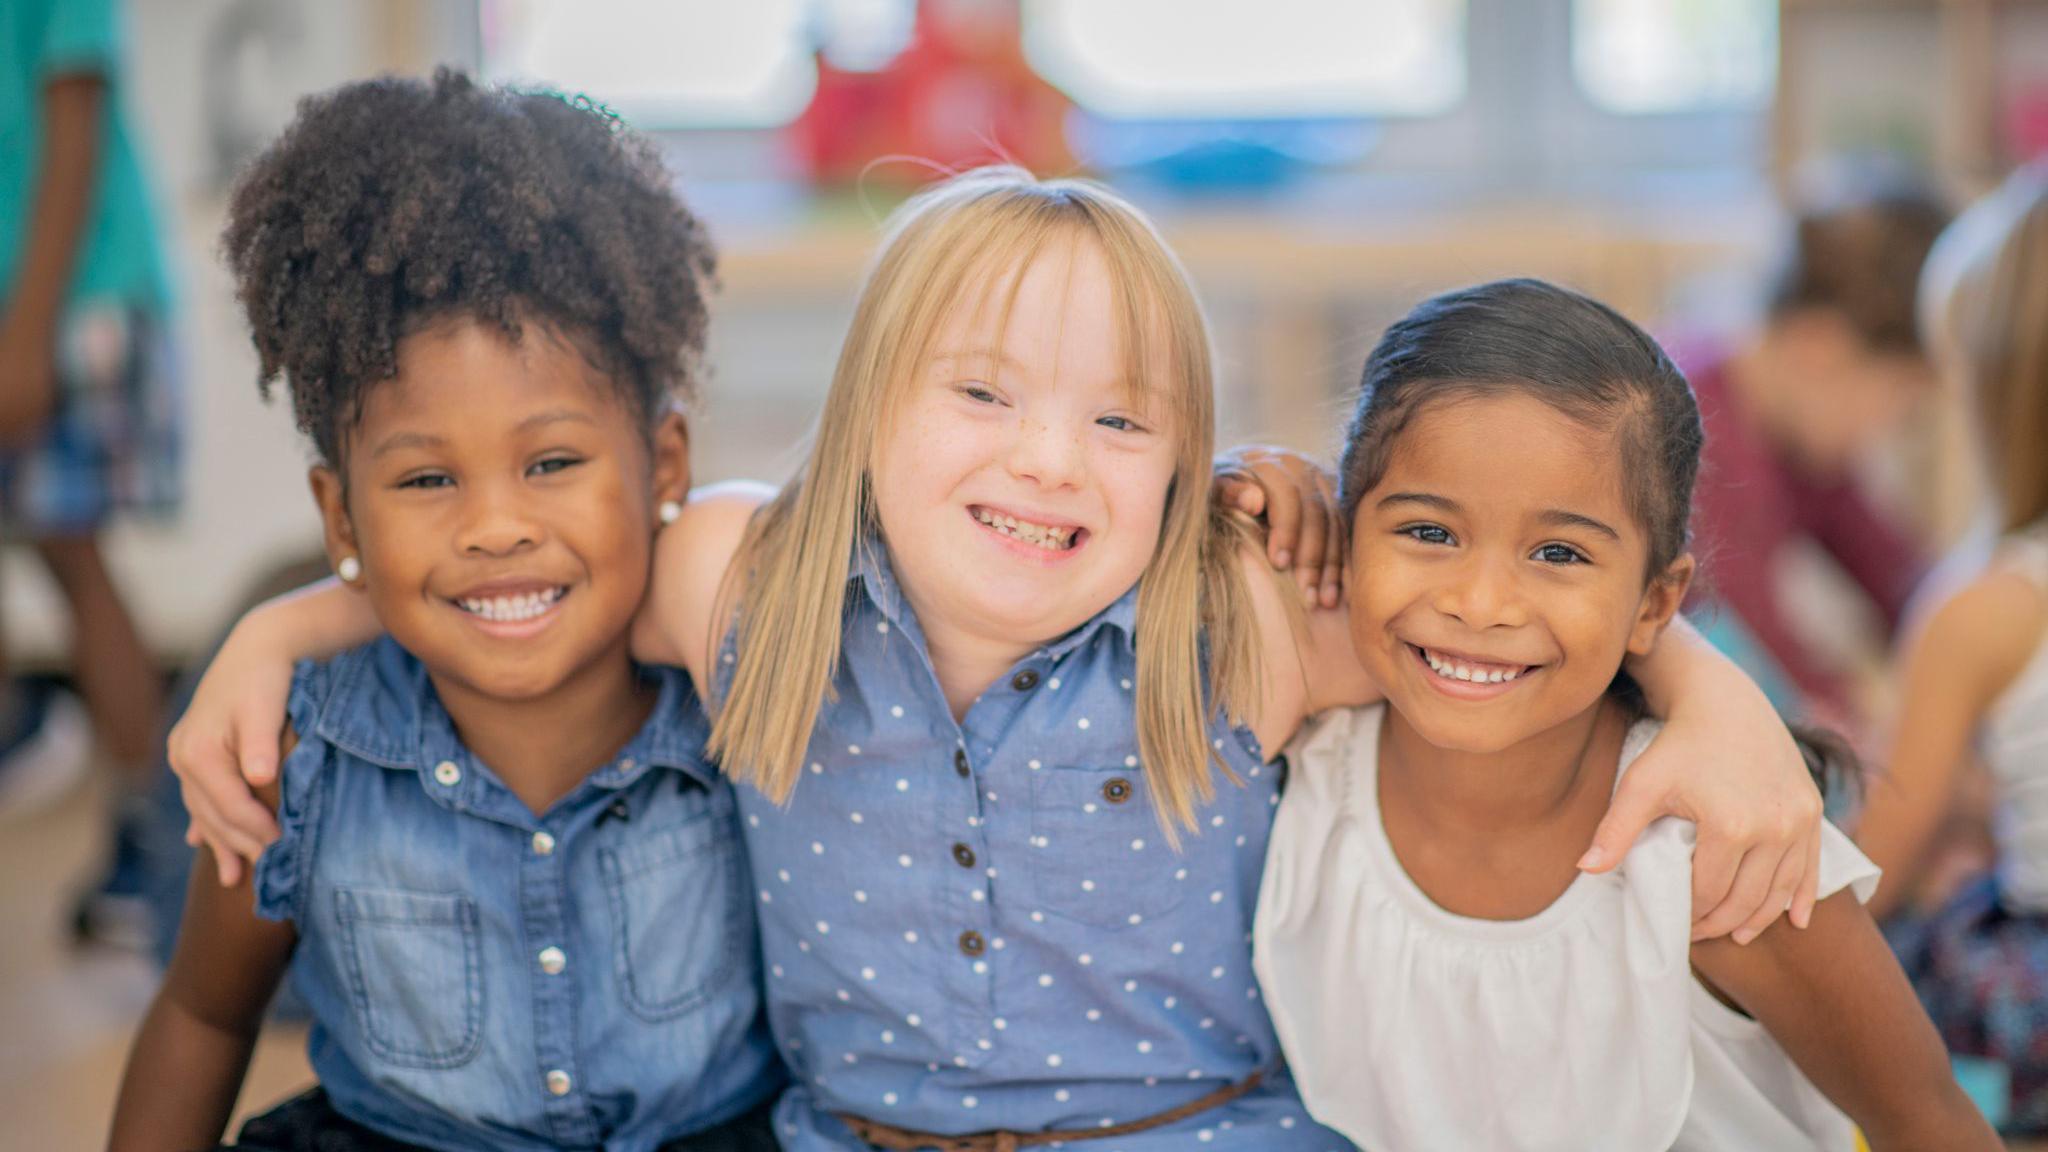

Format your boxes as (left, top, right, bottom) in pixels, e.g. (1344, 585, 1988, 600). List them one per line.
(834, 1068, 1266, 1151)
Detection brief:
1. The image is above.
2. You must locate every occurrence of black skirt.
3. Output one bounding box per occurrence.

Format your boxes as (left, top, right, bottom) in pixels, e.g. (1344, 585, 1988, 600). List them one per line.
(215, 1087, 780, 1152)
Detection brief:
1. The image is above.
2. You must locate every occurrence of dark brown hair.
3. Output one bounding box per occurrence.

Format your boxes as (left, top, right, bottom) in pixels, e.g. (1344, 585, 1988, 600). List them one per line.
(222, 68, 716, 464)
(1770, 186, 1950, 355)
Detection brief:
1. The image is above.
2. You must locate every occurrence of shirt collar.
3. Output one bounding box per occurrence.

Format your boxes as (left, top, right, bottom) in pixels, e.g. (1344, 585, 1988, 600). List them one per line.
(312, 636, 716, 793)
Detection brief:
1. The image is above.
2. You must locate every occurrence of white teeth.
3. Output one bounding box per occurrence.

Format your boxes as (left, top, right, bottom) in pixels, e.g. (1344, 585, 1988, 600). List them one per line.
(972, 508, 1075, 551)
(458, 587, 564, 622)
(1421, 647, 1523, 685)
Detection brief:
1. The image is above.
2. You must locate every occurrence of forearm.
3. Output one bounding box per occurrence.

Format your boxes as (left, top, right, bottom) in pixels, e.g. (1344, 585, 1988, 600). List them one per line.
(243, 577, 384, 662)
(10, 75, 102, 329)
(1627, 614, 1755, 722)
(107, 994, 259, 1151)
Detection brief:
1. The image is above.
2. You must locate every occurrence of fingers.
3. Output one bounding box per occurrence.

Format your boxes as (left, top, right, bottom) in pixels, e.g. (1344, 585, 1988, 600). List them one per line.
(1791, 823, 1821, 929)
(1289, 479, 1328, 605)
(1261, 470, 1306, 576)
(1729, 838, 1806, 945)
(1691, 838, 1775, 943)
(1315, 469, 1344, 608)
(235, 702, 281, 787)
(1579, 768, 1662, 874)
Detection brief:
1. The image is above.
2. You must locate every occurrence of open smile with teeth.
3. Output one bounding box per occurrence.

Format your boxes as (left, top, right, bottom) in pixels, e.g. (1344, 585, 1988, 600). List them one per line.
(456, 586, 567, 623)
(1415, 645, 1536, 685)
(971, 506, 1079, 552)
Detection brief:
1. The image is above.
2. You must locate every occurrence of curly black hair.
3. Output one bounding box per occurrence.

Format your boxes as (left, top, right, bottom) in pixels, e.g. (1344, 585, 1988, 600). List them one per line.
(222, 67, 715, 465)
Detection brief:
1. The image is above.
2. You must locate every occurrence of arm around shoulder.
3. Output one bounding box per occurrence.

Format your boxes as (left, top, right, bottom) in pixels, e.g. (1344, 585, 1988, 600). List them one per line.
(1238, 545, 1380, 761)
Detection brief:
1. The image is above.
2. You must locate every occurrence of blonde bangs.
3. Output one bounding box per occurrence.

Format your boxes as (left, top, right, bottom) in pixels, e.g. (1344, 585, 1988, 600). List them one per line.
(714, 168, 1263, 840)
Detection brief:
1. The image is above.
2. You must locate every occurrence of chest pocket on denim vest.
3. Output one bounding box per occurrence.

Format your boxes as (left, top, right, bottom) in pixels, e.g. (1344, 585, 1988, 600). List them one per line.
(333, 886, 484, 1069)
(1028, 764, 1191, 928)
(598, 802, 746, 1022)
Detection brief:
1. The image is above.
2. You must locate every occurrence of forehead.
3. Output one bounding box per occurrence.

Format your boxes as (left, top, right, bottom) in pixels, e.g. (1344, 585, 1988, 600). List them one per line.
(1382, 392, 1634, 526)
(362, 318, 622, 431)
(927, 238, 1172, 403)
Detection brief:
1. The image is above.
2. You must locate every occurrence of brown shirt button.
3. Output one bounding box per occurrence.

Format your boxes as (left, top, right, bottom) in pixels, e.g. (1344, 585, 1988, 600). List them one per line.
(1102, 778, 1133, 804)
(952, 842, 976, 869)
(958, 930, 986, 957)
(954, 748, 971, 777)
(1010, 669, 1040, 692)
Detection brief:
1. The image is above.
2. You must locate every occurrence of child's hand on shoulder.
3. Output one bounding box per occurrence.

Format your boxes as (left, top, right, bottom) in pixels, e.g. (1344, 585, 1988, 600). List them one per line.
(1213, 445, 1344, 607)
(168, 610, 304, 887)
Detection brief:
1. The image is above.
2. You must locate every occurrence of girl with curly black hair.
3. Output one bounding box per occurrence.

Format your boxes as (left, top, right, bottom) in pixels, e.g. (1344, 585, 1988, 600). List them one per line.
(108, 69, 783, 1152)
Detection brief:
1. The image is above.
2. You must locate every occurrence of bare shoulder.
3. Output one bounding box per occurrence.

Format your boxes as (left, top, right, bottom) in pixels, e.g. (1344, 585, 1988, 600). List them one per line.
(1907, 562, 2048, 701)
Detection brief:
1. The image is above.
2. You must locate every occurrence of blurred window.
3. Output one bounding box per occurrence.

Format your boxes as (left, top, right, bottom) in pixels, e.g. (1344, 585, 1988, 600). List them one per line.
(1572, 0, 1777, 114)
(479, 0, 917, 128)
(1021, 0, 1466, 119)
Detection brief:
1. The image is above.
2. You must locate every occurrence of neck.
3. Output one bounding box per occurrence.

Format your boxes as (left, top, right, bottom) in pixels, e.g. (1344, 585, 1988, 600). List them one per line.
(918, 614, 1039, 721)
(429, 644, 655, 816)
(1378, 696, 1627, 840)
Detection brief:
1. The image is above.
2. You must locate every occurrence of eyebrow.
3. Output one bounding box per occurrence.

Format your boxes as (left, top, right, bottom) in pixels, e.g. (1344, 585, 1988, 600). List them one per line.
(369, 409, 598, 459)
(1376, 492, 1621, 541)
(928, 347, 1024, 373)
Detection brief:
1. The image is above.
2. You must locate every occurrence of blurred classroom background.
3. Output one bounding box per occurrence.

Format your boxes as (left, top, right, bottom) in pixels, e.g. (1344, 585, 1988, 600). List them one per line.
(4, 0, 2048, 1147)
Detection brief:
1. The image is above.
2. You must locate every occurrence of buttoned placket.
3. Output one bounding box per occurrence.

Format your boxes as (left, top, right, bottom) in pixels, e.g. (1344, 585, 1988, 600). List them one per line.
(523, 800, 596, 1149)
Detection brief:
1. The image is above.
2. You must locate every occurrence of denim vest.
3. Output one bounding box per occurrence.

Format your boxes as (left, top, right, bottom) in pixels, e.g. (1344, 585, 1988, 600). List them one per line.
(725, 544, 1353, 1150)
(253, 638, 782, 1152)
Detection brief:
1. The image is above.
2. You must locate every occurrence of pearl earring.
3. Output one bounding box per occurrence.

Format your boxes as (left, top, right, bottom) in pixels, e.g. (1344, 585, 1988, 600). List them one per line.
(337, 555, 362, 583)
(658, 500, 683, 526)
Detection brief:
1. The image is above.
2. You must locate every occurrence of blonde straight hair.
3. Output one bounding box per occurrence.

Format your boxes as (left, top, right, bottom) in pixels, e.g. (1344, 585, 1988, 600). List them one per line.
(709, 167, 1261, 842)
(1924, 165, 2048, 532)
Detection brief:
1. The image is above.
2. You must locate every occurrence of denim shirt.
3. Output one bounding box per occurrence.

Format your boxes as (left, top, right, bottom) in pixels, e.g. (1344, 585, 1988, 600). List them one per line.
(725, 545, 1353, 1151)
(253, 638, 783, 1152)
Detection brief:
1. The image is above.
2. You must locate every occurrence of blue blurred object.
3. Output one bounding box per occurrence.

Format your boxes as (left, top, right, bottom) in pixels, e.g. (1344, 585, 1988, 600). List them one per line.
(1064, 111, 1378, 195)
(1952, 1054, 2011, 1130)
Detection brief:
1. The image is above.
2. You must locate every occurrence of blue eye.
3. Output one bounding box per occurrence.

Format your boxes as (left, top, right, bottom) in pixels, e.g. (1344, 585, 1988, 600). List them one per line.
(1401, 524, 1453, 545)
(960, 384, 999, 404)
(1097, 415, 1141, 432)
(1534, 543, 1587, 565)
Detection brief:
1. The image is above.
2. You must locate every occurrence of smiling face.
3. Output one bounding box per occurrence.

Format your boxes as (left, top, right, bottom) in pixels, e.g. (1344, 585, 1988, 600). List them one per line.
(866, 238, 1179, 649)
(1347, 392, 1691, 754)
(312, 316, 686, 707)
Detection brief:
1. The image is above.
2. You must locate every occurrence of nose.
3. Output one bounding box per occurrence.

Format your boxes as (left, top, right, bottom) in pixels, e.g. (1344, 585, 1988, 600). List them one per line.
(1433, 550, 1527, 631)
(454, 477, 541, 558)
(1004, 414, 1085, 490)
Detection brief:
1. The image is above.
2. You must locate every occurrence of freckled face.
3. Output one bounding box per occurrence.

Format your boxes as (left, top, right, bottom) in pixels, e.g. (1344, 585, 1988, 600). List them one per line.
(867, 240, 1179, 647)
(1347, 393, 1673, 754)
(324, 319, 664, 704)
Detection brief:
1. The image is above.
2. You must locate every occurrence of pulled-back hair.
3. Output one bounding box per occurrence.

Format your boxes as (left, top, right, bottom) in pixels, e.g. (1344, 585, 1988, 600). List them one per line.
(1338, 277, 1855, 797)
(222, 68, 715, 464)
(1338, 278, 1702, 578)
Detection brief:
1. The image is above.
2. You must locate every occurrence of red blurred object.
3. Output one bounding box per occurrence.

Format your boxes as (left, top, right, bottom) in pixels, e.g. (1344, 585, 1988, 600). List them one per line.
(791, 0, 1074, 185)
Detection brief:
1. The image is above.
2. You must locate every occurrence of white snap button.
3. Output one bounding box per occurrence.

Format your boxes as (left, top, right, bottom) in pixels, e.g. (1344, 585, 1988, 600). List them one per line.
(433, 761, 461, 786)
(531, 831, 556, 856)
(545, 1069, 572, 1096)
(538, 946, 566, 975)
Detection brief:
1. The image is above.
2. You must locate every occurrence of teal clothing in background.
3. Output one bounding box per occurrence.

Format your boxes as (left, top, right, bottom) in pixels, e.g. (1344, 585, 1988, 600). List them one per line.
(0, 0, 170, 310)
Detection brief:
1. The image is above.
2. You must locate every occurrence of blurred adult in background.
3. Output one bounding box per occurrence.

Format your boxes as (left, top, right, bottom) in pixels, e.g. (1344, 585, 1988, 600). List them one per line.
(0, 0, 182, 946)
(1858, 163, 2048, 1135)
(1680, 186, 1949, 731)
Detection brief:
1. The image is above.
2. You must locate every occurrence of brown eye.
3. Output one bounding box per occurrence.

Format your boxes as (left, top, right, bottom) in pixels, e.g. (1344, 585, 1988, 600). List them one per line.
(1534, 543, 1586, 565)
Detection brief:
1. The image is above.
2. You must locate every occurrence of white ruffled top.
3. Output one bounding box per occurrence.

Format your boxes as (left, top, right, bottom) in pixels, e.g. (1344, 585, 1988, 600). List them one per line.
(1253, 705, 1879, 1152)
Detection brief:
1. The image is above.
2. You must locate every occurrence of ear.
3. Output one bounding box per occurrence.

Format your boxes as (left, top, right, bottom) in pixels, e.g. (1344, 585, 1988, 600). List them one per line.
(650, 407, 691, 517)
(1626, 553, 1695, 658)
(307, 466, 366, 590)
